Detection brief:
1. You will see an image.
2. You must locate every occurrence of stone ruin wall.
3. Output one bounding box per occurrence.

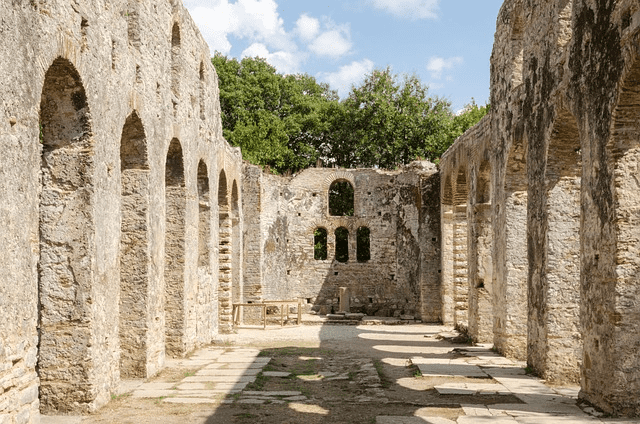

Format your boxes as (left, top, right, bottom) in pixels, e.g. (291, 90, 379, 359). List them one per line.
(439, 116, 495, 343)
(0, 0, 243, 421)
(440, 0, 640, 416)
(241, 163, 441, 322)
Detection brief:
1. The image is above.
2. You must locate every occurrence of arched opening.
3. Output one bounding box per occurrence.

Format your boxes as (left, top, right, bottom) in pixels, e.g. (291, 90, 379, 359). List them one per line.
(357, 227, 371, 262)
(218, 170, 233, 333)
(197, 160, 212, 343)
(469, 159, 493, 343)
(170, 22, 181, 115)
(441, 174, 455, 325)
(231, 180, 242, 309)
(494, 138, 528, 360)
(164, 138, 186, 356)
(199, 61, 206, 121)
(530, 109, 581, 383)
(314, 228, 328, 260)
(511, 8, 524, 88)
(453, 168, 469, 330)
(329, 180, 354, 216)
(38, 58, 97, 412)
(119, 111, 153, 378)
(555, 0, 573, 49)
(335, 227, 349, 263)
(198, 161, 210, 268)
(580, 59, 640, 409)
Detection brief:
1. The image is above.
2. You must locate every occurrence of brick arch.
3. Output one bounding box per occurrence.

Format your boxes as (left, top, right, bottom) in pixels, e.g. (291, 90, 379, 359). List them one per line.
(321, 170, 355, 193)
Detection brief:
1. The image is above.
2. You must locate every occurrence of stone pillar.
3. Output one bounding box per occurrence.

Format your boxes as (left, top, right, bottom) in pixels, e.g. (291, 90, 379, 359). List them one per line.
(440, 207, 454, 325)
(469, 203, 493, 343)
(493, 186, 528, 360)
(453, 205, 469, 330)
(339, 287, 350, 313)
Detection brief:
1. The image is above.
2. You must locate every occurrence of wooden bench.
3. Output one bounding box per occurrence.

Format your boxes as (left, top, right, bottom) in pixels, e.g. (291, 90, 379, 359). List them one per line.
(232, 299, 302, 329)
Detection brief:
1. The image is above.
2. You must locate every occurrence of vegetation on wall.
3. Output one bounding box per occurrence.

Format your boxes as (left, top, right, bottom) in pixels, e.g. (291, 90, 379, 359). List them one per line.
(212, 54, 489, 174)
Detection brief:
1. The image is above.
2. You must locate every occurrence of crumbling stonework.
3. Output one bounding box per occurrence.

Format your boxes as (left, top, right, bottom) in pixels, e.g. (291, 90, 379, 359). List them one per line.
(440, 0, 640, 416)
(0, 0, 242, 420)
(241, 163, 441, 322)
(4, 0, 640, 420)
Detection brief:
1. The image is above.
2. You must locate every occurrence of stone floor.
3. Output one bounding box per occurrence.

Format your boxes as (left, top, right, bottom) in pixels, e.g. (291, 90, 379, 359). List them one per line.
(41, 323, 638, 424)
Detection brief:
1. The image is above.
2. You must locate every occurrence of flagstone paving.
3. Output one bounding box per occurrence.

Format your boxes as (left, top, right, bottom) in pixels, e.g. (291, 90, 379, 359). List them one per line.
(41, 323, 639, 423)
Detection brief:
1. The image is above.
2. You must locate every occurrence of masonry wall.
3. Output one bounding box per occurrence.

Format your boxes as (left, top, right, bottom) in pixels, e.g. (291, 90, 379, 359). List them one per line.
(439, 0, 640, 416)
(242, 163, 441, 321)
(0, 0, 242, 420)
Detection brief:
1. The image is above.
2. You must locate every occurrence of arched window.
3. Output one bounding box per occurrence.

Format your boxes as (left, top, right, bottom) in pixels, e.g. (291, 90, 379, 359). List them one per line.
(329, 180, 354, 216)
(357, 227, 370, 262)
(335, 227, 349, 263)
(314, 228, 328, 260)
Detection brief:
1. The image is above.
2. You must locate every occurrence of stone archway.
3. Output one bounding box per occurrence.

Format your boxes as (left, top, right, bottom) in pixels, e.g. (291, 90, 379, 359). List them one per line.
(38, 57, 97, 413)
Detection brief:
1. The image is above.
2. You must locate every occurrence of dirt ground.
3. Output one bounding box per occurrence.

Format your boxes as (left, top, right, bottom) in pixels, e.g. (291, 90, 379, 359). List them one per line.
(43, 323, 559, 424)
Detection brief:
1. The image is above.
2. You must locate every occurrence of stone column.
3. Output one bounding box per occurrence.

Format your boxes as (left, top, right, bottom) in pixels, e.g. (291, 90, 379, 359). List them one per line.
(440, 207, 454, 325)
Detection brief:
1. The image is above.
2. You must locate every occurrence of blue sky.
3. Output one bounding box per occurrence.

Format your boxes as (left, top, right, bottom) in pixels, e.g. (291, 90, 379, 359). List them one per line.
(183, 0, 504, 111)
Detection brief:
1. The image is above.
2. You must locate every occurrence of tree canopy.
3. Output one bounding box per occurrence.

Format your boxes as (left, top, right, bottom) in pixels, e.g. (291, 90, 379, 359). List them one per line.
(212, 53, 488, 174)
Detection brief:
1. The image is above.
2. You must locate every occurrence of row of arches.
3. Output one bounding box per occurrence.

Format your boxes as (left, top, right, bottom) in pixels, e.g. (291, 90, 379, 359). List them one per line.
(313, 227, 371, 262)
(37, 57, 237, 410)
(441, 107, 582, 383)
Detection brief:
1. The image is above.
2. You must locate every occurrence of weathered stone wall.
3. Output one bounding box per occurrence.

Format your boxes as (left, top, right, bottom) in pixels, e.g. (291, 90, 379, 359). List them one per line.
(440, 0, 640, 416)
(242, 162, 441, 321)
(0, 0, 242, 420)
(439, 116, 493, 338)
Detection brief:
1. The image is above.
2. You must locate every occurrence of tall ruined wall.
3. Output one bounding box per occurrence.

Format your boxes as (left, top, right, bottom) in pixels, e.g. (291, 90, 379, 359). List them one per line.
(439, 116, 493, 340)
(440, 0, 640, 416)
(0, 0, 242, 420)
(242, 163, 440, 320)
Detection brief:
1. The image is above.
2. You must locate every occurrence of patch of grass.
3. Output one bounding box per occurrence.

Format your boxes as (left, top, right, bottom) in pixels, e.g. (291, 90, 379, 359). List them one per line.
(183, 371, 195, 377)
(154, 396, 167, 405)
(348, 371, 357, 380)
(258, 347, 333, 358)
(524, 366, 538, 376)
(245, 371, 269, 391)
(110, 392, 132, 401)
(373, 359, 393, 389)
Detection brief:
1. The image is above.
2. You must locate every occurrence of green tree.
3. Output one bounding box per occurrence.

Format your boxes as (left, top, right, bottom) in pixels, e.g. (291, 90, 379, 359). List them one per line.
(212, 55, 489, 172)
(444, 100, 491, 150)
(212, 53, 338, 173)
(332, 67, 454, 169)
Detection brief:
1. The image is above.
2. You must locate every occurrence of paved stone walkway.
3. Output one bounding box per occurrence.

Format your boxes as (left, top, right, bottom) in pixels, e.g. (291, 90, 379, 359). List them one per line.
(130, 348, 271, 404)
(40, 324, 639, 423)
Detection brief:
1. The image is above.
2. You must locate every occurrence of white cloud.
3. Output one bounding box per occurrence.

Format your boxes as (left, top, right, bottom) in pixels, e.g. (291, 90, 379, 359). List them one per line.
(369, 0, 439, 20)
(241, 43, 303, 74)
(308, 26, 352, 58)
(427, 56, 463, 79)
(187, 0, 294, 55)
(319, 59, 375, 97)
(295, 14, 320, 42)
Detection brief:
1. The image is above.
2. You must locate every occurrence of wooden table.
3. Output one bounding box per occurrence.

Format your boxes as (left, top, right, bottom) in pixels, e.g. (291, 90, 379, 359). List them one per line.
(232, 299, 302, 329)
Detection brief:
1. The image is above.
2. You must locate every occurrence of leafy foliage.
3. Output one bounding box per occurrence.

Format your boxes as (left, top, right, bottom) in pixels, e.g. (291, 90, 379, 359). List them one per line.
(212, 53, 336, 173)
(328, 180, 354, 216)
(314, 228, 328, 260)
(212, 54, 488, 172)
